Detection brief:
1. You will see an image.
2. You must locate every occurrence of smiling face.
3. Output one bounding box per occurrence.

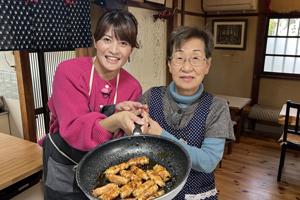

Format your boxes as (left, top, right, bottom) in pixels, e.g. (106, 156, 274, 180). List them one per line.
(94, 27, 133, 80)
(168, 37, 212, 96)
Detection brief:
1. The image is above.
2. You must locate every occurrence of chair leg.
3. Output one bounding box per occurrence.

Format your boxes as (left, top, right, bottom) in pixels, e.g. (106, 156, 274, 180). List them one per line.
(235, 120, 242, 143)
(277, 145, 287, 182)
(248, 118, 256, 130)
(227, 142, 233, 154)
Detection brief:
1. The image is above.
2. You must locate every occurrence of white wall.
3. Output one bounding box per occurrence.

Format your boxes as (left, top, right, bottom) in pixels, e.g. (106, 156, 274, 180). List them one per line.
(128, 7, 167, 93)
(0, 51, 23, 138)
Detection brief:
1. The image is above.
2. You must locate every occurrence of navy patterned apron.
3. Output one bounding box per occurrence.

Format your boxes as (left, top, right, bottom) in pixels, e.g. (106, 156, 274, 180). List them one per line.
(43, 130, 89, 200)
(42, 57, 116, 200)
(149, 87, 218, 200)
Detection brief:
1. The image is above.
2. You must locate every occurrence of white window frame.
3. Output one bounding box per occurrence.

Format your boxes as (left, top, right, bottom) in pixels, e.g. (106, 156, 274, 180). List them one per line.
(262, 17, 300, 79)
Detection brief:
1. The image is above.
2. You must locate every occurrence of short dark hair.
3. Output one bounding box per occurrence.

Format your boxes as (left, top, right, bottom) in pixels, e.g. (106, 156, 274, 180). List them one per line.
(94, 10, 139, 48)
(167, 26, 214, 60)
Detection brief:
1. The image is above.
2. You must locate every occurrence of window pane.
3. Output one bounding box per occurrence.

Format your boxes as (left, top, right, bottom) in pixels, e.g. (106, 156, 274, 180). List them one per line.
(286, 38, 297, 55)
(295, 58, 300, 74)
(297, 40, 300, 55)
(264, 56, 274, 72)
(29, 52, 43, 109)
(268, 19, 278, 36)
(288, 18, 300, 36)
(275, 38, 286, 54)
(283, 57, 295, 73)
(273, 56, 284, 72)
(44, 51, 76, 98)
(277, 19, 289, 36)
(264, 18, 300, 76)
(266, 38, 275, 54)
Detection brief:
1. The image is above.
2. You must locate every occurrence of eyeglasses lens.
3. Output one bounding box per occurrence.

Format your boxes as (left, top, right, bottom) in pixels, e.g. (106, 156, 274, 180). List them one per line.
(172, 56, 204, 67)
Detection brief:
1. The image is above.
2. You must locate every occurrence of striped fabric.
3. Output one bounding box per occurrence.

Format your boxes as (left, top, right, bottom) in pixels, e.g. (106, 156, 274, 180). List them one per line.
(248, 104, 281, 123)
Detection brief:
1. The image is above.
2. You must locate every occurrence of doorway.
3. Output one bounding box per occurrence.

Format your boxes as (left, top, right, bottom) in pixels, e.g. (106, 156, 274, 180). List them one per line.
(28, 49, 76, 140)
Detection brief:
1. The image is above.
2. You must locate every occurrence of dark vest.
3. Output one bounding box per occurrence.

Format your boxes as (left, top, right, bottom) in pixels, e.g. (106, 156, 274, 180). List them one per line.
(149, 87, 218, 200)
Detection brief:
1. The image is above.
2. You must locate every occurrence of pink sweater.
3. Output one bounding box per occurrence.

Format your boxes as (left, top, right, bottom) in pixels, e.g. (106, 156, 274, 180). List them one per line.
(38, 57, 142, 151)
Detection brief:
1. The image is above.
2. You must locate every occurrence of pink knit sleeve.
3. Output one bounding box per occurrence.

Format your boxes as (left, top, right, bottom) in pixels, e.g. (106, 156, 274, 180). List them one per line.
(40, 61, 143, 151)
(48, 60, 117, 151)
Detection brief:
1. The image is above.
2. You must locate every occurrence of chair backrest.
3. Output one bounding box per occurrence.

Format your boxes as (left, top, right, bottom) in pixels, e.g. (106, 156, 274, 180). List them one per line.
(283, 100, 300, 142)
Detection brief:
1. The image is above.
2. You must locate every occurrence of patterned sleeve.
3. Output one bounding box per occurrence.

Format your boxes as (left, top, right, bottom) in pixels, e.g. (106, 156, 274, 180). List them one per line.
(205, 97, 236, 141)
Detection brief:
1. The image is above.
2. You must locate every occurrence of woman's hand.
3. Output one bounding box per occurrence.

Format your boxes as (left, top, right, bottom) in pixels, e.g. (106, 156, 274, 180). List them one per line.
(99, 111, 147, 135)
(115, 101, 149, 115)
(138, 110, 150, 135)
(147, 118, 163, 136)
(141, 113, 162, 136)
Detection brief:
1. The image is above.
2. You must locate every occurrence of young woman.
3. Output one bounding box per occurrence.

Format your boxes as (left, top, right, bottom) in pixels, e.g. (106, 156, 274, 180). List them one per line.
(139, 26, 235, 199)
(39, 10, 147, 200)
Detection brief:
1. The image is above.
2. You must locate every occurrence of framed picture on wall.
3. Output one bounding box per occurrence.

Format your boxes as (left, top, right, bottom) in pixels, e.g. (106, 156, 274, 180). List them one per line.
(144, 0, 166, 5)
(212, 19, 248, 50)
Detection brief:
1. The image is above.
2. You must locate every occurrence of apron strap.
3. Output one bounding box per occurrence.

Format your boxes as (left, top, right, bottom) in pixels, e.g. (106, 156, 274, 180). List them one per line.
(113, 73, 119, 105)
(88, 56, 97, 96)
(89, 56, 119, 104)
(48, 133, 79, 171)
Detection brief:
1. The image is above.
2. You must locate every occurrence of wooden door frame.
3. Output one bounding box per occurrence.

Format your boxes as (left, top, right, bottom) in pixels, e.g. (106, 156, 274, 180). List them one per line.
(14, 51, 36, 142)
(14, 47, 93, 142)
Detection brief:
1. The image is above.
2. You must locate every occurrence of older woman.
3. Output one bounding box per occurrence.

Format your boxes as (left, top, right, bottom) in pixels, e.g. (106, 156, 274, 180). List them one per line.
(139, 26, 235, 199)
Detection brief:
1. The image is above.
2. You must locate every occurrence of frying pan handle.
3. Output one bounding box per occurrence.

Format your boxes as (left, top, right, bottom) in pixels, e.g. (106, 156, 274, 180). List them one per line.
(133, 115, 143, 135)
(133, 123, 142, 135)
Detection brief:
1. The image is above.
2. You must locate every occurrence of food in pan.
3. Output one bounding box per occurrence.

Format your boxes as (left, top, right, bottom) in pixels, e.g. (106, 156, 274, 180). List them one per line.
(127, 156, 149, 166)
(99, 187, 120, 200)
(100, 188, 120, 200)
(136, 184, 159, 200)
(130, 165, 149, 181)
(153, 164, 171, 182)
(132, 180, 155, 197)
(92, 183, 119, 197)
(146, 190, 165, 199)
(120, 170, 142, 181)
(120, 180, 142, 198)
(105, 162, 129, 175)
(105, 174, 130, 186)
(146, 170, 165, 188)
(92, 156, 171, 200)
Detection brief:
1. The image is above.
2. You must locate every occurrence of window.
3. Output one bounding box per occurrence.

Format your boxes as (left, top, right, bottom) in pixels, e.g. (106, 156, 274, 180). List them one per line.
(263, 17, 300, 78)
(29, 49, 76, 140)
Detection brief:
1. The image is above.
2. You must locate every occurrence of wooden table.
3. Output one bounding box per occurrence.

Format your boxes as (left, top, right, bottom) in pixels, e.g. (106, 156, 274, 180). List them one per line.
(278, 104, 299, 125)
(0, 133, 43, 198)
(214, 94, 252, 143)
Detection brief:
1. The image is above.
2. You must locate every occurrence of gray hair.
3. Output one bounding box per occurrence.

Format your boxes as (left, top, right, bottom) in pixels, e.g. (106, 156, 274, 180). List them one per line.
(167, 26, 214, 60)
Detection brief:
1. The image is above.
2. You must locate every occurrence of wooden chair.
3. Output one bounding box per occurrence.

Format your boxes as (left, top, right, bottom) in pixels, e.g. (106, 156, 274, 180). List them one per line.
(277, 100, 300, 182)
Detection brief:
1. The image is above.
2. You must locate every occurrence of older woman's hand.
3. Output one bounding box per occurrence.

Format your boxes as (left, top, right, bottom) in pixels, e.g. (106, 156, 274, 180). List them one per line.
(138, 110, 150, 135)
(145, 118, 163, 136)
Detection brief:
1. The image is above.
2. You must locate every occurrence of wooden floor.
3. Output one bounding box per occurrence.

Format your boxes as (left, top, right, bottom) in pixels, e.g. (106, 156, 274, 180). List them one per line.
(215, 132, 300, 200)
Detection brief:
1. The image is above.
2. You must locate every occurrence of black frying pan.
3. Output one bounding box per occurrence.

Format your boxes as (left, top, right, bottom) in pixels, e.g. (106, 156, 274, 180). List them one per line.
(76, 135, 191, 200)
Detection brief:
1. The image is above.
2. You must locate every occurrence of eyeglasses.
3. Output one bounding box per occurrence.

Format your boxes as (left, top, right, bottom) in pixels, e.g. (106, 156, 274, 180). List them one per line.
(170, 55, 207, 67)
